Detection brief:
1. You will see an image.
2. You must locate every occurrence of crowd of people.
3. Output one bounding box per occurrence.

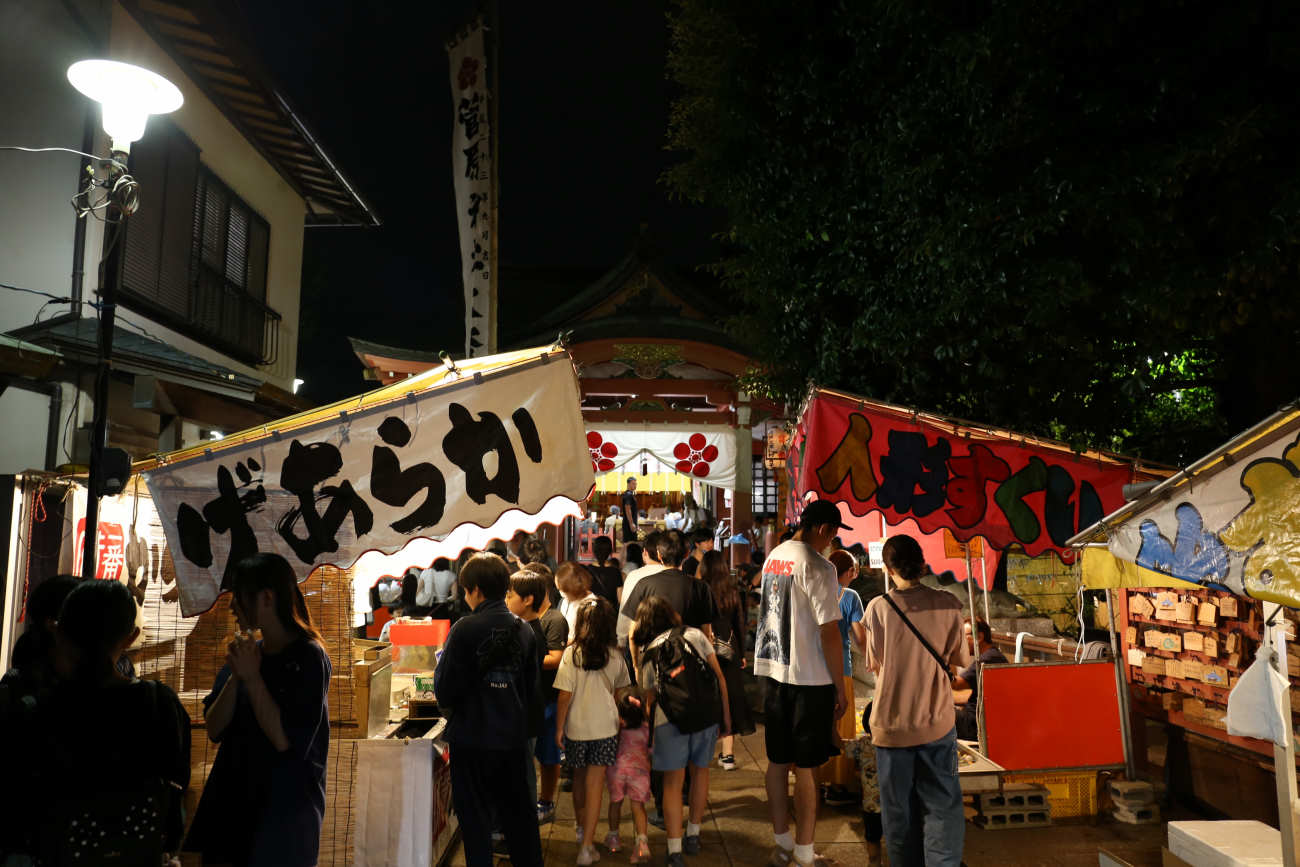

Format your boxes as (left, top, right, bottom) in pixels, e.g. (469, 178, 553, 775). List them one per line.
(0, 505, 1006, 867)
(427, 507, 993, 867)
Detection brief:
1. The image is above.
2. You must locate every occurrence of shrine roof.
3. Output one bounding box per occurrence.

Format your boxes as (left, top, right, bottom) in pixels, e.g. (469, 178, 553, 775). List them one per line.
(499, 248, 738, 351)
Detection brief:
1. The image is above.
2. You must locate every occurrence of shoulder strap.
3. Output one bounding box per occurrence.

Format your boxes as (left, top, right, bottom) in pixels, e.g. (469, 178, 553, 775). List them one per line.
(882, 593, 951, 675)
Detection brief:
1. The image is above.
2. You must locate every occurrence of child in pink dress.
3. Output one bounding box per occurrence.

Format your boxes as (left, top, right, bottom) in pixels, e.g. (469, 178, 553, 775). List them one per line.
(605, 688, 652, 863)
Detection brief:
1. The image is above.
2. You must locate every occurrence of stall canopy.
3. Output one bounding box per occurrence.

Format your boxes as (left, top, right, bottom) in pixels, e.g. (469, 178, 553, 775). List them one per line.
(1079, 547, 1200, 591)
(1069, 402, 1300, 608)
(790, 388, 1167, 562)
(140, 346, 594, 616)
(586, 423, 738, 489)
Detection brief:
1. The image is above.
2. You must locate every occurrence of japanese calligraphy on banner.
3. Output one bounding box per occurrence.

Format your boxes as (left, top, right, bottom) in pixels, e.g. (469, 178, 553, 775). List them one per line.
(790, 390, 1154, 561)
(586, 424, 739, 490)
(145, 349, 593, 616)
(1103, 412, 1300, 607)
(449, 18, 493, 357)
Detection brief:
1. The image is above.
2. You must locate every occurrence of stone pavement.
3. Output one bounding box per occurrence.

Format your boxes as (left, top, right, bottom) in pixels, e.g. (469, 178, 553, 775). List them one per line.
(448, 723, 1172, 867)
(450, 726, 871, 867)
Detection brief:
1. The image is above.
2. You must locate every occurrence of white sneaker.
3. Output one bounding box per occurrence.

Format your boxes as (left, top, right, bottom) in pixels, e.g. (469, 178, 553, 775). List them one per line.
(577, 844, 601, 865)
(719, 753, 737, 770)
(768, 847, 794, 866)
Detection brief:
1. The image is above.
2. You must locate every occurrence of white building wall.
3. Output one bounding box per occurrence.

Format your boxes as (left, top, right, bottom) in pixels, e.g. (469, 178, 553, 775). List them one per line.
(0, 388, 54, 473)
(0, 0, 99, 333)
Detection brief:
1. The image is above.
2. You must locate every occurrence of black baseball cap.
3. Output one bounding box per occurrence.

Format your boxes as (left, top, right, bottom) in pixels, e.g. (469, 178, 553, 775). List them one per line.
(799, 499, 852, 530)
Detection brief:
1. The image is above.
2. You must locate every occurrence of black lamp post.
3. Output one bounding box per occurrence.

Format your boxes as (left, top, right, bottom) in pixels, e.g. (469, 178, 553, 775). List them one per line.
(67, 59, 182, 577)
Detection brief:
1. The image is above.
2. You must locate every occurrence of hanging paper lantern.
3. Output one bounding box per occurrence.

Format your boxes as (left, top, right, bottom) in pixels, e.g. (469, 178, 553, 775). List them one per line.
(764, 427, 791, 470)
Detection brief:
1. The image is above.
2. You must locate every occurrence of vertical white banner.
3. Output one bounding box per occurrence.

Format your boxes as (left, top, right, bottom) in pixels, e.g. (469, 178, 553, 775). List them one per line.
(448, 19, 493, 358)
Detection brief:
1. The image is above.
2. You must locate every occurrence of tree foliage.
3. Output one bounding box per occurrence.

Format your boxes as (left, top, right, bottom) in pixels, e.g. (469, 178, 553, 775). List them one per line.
(665, 0, 1300, 462)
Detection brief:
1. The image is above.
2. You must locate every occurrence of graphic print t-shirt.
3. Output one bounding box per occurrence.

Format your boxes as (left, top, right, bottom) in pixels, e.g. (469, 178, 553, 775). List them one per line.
(752, 540, 842, 686)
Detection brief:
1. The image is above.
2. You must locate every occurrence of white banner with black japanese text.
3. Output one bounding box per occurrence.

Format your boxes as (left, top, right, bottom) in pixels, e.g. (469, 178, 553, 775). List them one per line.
(449, 18, 493, 357)
(145, 354, 593, 616)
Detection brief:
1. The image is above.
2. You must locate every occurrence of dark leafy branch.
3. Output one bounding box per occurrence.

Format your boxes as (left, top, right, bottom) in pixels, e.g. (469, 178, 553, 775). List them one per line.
(664, 0, 1300, 463)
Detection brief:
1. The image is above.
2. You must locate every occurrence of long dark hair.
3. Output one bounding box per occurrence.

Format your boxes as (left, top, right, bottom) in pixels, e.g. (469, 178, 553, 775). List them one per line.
(231, 553, 325, 647)
(631, 595, 680, 649)
(701, 550, 737, 615)
(625, 543, 644, 569)
(58, 579, 137, 683)
(572, 596, 615, 671)
(13, 574, 81, 672)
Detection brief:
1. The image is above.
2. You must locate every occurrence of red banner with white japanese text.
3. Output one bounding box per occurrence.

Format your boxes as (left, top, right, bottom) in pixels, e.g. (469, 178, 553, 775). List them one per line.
(789, 390, 1160, 561)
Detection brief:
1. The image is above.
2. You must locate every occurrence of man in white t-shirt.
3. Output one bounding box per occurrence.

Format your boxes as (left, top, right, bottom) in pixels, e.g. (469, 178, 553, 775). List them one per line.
(616, 529, 665, 648)
(754, 499, 849, 867)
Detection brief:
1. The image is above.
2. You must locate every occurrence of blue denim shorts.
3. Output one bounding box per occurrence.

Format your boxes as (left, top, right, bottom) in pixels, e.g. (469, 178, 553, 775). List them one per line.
(652, 722, 719, 771)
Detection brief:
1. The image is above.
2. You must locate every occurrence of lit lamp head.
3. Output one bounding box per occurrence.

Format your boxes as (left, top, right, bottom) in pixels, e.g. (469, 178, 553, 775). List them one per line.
(66, 60, 183, 158)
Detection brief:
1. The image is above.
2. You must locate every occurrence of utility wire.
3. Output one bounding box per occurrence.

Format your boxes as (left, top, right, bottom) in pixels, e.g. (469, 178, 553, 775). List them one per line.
(0, 145, 126, 171)
(0, 282, 74, 304)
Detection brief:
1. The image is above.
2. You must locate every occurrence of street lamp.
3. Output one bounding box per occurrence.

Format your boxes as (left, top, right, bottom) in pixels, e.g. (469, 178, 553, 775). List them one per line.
(67, 59, 180, 579)
(66, 59, 182, 157)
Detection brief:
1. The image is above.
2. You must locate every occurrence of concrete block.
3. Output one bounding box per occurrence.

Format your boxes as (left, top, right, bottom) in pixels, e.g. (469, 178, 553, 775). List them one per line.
(1108, 780, 1155, 805)
(974, 809, 1052, 829)
(976, 784, 1050, 812)
(1112, 803, 1160, 825)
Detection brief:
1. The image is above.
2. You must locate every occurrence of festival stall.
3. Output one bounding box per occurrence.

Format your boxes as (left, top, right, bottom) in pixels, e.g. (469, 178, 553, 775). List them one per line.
(788, 387, 1167, 812)
(1069, 403, 1300, 861)
(1, 345, 594, 866)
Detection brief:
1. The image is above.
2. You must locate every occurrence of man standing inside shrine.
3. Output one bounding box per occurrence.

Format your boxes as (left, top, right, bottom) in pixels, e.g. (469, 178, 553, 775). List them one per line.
(621, 477, 639, 543)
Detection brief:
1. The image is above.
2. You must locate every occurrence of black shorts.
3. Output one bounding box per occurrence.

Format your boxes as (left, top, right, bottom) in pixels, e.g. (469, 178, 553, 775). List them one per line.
(763, 678, 838, 769)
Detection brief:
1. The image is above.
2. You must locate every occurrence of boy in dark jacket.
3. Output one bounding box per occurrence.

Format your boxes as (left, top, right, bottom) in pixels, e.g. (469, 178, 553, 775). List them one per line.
(434, 553, 542, 867)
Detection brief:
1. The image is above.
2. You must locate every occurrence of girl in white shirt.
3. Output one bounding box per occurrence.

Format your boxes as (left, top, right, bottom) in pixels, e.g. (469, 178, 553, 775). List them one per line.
(555, 598, 630, 866)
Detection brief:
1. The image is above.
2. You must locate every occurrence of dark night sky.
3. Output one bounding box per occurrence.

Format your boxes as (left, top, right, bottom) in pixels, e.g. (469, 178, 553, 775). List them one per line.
(237, 1, 722, 404)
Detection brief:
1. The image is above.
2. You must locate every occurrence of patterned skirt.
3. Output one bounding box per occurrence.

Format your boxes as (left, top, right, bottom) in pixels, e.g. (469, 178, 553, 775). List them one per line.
(564, 734, 620, 769)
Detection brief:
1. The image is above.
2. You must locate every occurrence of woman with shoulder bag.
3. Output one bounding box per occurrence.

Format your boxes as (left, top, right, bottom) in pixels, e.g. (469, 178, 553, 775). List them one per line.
(703, 551, 754, 771)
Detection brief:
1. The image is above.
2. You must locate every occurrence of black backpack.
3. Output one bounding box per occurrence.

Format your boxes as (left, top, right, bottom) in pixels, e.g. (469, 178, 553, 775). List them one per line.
(645, 627, 722, 734)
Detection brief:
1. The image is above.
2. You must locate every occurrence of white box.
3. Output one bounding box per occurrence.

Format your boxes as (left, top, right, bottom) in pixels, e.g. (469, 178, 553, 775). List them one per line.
(1168, 820, 1282, 867)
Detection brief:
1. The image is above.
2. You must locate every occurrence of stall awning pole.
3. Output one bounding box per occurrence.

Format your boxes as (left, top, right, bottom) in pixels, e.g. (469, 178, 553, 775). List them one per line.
(964, 549, 978, 656)
(979, 556, 991, 626)
(1105, 587, 1137, 780)
(1266, 601, 1300, 867)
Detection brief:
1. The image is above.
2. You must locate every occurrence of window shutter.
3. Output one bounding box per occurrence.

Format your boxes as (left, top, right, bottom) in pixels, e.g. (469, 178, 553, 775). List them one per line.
(118, 131, 167, 303)
(245, 216, 269, 302)
(157, 131, 198, 320)
(117, 121, 198, 321)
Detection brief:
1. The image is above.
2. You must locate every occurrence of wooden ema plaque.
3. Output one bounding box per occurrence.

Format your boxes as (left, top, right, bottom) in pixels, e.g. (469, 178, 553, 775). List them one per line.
(1130, 594, 1155, 619)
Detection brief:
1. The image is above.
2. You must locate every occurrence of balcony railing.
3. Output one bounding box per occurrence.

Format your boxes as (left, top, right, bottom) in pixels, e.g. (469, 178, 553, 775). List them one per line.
(190, 265, 281, 367)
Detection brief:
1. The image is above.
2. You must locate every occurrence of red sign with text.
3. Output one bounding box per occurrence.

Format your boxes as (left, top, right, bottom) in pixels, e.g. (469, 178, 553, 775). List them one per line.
(73, 519, 127, 581)
(789, 391, 1156, 561)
